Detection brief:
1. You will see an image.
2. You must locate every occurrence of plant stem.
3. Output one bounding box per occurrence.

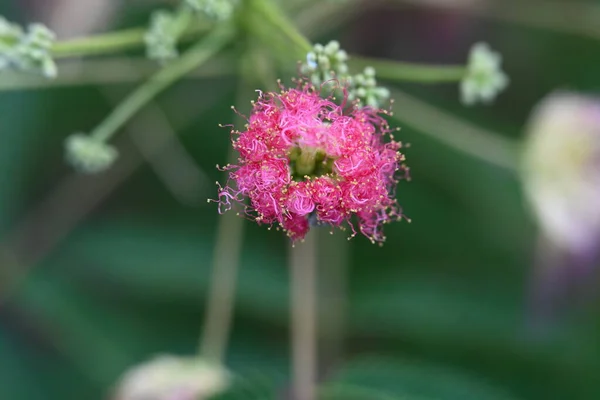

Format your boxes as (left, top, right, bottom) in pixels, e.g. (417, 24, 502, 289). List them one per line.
(290, 233, 318, 400)
(89, 22, 235, 142)
(350, 56, 466, 83)
(199, 167, 245, 363)
(198, 43, 258, 363)
(51, 22, 210, 59)
(252, 0, 466, 84)
(52, 28, 146, 58)
(0, 55, 235, 91)
(389, 87, 520, 171)
(318, 229, 349, 373)
(251, 0, 311, 55)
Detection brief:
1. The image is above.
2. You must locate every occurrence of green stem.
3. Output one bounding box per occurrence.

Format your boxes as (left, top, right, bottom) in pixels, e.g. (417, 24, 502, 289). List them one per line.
(90, 22, 235, 142)
(199, 163, 245, 363)
(350, 56, 466, 83)
(252, 0, 465, 84)
(52, 28, 146, 58)
(51, 21, 210, 59)
(198, 64, 254, 362)
(0, 55, 236, 92)
(251, 0, 311, 54)
(290, 233, 318, 400)
(389, 87, 519, 171)
(318, 229, 349, 372)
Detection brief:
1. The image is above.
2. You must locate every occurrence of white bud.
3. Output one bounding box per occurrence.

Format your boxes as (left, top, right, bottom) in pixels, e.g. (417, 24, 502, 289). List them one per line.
(114, 355, 229, 400)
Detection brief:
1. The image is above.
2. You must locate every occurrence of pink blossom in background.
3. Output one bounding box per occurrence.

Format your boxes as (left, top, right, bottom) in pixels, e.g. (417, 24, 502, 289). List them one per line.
(216, 81, 408, 243)
(522, 92, 600, 329)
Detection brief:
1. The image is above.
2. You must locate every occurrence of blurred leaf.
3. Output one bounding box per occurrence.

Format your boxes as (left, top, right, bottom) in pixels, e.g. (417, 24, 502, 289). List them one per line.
(326, 357, 519, 400)
(211, 372, 280, 400)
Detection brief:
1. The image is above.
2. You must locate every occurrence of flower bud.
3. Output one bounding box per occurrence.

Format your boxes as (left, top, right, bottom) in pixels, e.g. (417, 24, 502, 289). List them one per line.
(114, 355, 229, 400)
(460, 42, 508, 106)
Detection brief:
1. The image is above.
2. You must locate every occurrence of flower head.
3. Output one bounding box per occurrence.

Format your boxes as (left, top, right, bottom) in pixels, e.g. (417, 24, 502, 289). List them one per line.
(217, 81, 407, 243)
(64, 133, 118, 173)
(460, 42, 508, 106)
(115, 354, 229, 400)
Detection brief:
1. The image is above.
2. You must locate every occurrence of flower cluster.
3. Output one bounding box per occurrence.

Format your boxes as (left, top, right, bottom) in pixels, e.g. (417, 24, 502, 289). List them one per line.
(348, 66, 391, 108)
(64, 133, 118, 173)
(185, 0, 238, 20)
(460, 42, 508, 106)
(217, 81, 407, 243)
(145, 10, 181, 63)
(300, 40, 389, 109)
(0, 16, 56, 78)
(301, 40, 349, 87)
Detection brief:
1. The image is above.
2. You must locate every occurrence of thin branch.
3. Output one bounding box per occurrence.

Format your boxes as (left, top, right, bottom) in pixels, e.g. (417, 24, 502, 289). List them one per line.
(290, 233, 318, 400)
(389, 88, 520, 172)
(394, 0, 600, 42)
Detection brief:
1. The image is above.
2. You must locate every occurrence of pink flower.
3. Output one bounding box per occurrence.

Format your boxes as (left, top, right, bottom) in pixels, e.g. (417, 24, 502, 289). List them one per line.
(217, 81, 407, 243)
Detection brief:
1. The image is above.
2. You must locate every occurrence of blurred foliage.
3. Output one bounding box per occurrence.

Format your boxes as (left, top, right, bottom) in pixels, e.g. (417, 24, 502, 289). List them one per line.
(1, 1, 600, 399)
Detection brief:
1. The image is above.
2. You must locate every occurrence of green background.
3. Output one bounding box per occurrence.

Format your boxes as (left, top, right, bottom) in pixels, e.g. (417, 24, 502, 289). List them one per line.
(1, 1, 600, 399)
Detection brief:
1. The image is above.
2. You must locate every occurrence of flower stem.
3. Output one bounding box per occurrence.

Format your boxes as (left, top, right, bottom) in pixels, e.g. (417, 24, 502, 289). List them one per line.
(389, 87, 520, 171)
(252, 0, 466, 84)
(290, 233, 318, 400)
(318, 229, 349, 372)
(51, 22, 210, 59)
(350, 56, 466, 83)
(89, 22, 235, 142)
(199, 166, 245, 363)
(0, 55, 235, 91)
(52, 28, 146, 58)
(251, 0, 311, 55)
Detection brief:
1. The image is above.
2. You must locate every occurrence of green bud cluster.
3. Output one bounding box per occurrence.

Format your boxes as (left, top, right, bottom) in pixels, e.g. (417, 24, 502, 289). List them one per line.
(301, 40, 349, 87)
(185, 0, 238, 21)
(301, 41, 390, 108)
(145, 10, 181, 63)
(0, 16, 56, 78)
(64, 133, 118, 174)
(347, 66, 390, 108)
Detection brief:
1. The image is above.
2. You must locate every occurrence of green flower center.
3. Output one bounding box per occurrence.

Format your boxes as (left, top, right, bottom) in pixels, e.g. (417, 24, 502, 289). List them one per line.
(288, 146, 336, 181)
